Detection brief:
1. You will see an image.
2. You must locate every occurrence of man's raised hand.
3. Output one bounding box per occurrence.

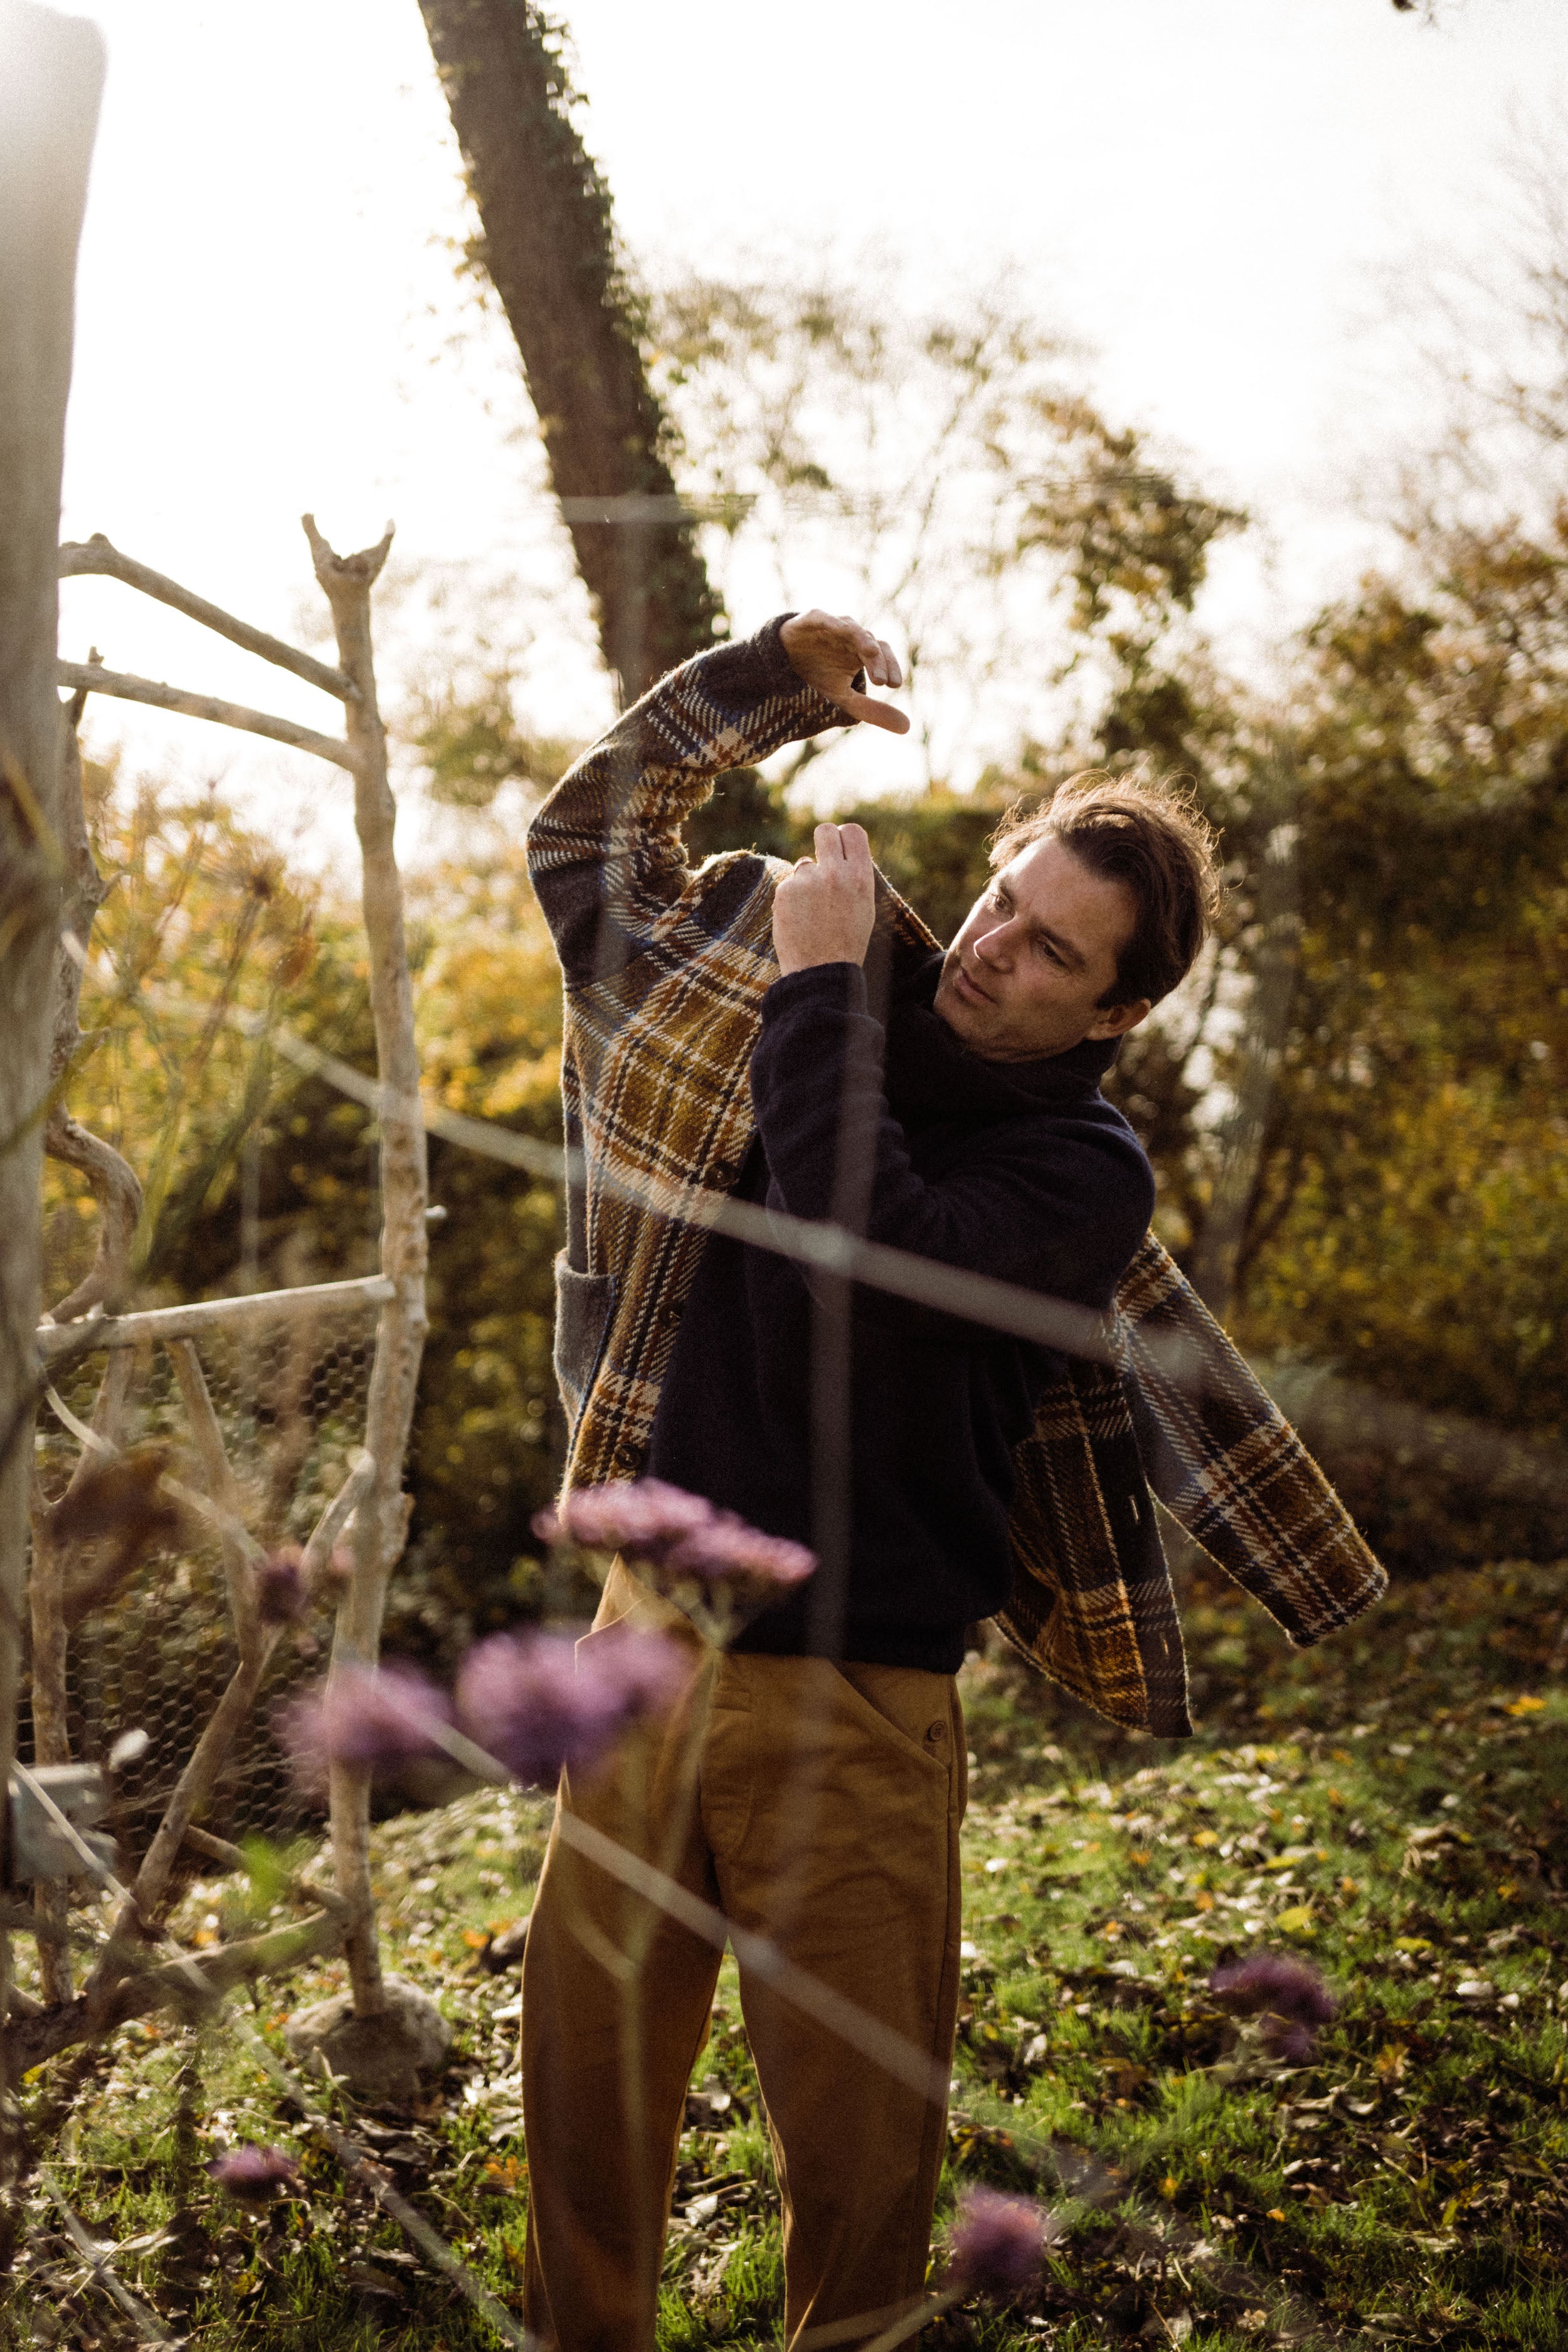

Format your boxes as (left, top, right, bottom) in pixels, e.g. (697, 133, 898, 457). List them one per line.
(773, 822, 878, 975)
(780, 610, 909, 734)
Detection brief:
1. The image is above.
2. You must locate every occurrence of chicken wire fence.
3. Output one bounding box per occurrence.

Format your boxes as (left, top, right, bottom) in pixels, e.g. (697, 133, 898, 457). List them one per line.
(24, 1296, 378, 1856)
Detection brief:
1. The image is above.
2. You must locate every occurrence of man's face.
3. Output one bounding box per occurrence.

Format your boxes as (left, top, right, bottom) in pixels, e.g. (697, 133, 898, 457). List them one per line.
(933, 834, 1151, 1063)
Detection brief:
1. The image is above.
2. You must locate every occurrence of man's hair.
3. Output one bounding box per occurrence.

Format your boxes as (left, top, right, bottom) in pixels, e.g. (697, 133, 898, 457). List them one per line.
(987, 766, 1222, 1008)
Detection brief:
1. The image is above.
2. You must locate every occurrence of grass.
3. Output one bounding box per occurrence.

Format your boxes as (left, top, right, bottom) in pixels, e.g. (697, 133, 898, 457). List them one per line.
(6, 1554, 1567, 2349)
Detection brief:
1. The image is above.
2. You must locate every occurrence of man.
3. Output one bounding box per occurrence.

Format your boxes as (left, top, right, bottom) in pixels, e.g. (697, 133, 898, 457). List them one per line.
(521, 612, 1383, 2350)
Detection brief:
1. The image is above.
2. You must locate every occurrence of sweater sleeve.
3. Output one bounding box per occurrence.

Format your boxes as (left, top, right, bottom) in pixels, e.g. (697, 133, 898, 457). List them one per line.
(750, 965, 1155, 1312)
(525, 617, 847, 988)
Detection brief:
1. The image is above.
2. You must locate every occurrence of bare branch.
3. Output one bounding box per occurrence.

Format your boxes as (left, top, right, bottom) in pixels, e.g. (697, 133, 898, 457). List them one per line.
(13, 1908, 345, 2071)
(88, 1633, 282, 1978)
(35, 1273, 394, 1364)
(166, 1338, 258, 1653)
(179, 1823, 349, 1918)
(59, 532, 356, 702)
(56, 660, 356, 771)
(41, 714, 143, 1324)
(300, 1448, 376, 1593)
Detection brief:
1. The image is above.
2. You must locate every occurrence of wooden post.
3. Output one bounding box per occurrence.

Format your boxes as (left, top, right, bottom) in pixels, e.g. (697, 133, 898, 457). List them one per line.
(0, 0, 103, 2118)
(302, 517, 429, 2014)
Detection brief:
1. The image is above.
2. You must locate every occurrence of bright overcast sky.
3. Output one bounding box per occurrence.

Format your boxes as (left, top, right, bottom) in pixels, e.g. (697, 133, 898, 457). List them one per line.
(55, 0, 1568, 854)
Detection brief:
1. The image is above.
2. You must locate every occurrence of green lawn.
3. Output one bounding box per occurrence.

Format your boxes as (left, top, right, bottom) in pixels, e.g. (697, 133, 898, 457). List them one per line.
(9, 1555, 1567, 2349)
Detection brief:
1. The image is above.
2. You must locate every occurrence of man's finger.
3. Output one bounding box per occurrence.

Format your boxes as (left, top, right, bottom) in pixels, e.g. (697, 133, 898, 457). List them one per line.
(838, 689, 912, 736)
(815, 822, 848, 861)
(839, 823, 873, 873)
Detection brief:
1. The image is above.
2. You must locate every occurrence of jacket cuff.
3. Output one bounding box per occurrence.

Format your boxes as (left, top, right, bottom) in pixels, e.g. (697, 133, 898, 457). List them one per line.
(697, 614, 857, 736)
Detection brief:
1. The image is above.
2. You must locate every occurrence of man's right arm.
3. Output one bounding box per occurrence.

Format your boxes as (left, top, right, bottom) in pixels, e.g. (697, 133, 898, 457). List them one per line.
(526, 619, 842, 989)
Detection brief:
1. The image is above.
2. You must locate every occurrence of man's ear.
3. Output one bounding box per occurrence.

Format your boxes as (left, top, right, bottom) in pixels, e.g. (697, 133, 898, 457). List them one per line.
(1085, 996, 1152, 1042)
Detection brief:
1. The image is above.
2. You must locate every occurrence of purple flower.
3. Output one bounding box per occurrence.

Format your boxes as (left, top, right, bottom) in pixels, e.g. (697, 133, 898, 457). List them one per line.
(535, 1479, 815, 1609)
(1209, 1952, 1337, 2028)
(534, 1479, 716, 1560)
(277, 1662, 453, 1790)
(946, 2186, 1056, 2299)
(455, 1624, 688, 1788)
(256, 1545, 308, 1625)
(1262, 2018, 1318, 2066)
(208, 2144, 301, 2201)
(663, 1519, 815, 1593)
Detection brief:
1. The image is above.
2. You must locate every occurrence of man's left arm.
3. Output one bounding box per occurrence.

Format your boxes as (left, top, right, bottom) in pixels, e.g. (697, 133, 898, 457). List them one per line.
(527, 613, 906, 990)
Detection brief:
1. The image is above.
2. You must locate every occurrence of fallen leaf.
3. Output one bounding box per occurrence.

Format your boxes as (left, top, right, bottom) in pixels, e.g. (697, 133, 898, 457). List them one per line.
(1275, 1905, 1316, 1937)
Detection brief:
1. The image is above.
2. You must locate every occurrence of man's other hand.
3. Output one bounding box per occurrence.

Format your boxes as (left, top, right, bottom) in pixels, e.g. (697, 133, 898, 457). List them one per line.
(780, 610, 909, 734)
(773, 823, 877, 974)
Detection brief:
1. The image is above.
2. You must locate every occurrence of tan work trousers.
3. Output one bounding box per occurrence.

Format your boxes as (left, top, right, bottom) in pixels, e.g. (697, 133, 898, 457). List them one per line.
(520, 1562, 967, 2351)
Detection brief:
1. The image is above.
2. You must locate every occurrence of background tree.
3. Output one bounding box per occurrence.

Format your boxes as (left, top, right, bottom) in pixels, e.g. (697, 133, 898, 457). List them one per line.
(418, 0, 724, 700)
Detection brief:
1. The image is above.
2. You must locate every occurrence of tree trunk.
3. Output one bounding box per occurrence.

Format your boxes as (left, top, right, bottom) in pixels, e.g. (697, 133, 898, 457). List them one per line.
(1188, 763, 1303, 1323)
(0, 0, 104, 2106)
(419, 0, 723, 701)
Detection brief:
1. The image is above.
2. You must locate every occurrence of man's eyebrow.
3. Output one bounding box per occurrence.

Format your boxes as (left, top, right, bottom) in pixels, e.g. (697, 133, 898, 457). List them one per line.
(1029, 919, 1087, 972)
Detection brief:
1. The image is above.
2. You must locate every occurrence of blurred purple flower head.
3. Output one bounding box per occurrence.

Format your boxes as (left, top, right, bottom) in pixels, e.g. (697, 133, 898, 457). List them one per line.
(256, 1545, 308, 1626)
(277, 1662, 453, 1791)
(664, 1518, 816, 1592)
(1262, 2018, 1318, 2066)
(455, 1624, 688, 1788)
(208, 2144, 301, 2201)
(534, 1479, 814, 1604)
(534, 1478, 714, 1560)
(946, 2185, 1056, 2299)
(1210, 1951, 1337, 2029)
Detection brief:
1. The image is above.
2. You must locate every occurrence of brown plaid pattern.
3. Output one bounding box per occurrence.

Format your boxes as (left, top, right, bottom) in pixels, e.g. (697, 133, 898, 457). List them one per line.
(529, 626, 1385, 1737)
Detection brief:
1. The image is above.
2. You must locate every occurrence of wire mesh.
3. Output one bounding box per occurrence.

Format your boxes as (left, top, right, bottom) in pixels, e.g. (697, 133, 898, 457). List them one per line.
(24, 1301, 376, 1855)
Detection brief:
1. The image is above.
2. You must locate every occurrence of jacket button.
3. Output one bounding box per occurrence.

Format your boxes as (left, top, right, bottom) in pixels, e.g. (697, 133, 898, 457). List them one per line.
(925, 1721, 947, 1744)
(613, 1444, 639, 1470)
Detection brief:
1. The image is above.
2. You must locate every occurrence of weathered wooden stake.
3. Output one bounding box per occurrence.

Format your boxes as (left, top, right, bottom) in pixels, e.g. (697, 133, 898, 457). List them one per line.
(0, 1, 103, 2129)
(303, 517, 430, 2015)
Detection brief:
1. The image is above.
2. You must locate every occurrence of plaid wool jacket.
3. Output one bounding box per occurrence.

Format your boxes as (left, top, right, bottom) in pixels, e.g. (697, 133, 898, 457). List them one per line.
(527, 620, 1385, 1737)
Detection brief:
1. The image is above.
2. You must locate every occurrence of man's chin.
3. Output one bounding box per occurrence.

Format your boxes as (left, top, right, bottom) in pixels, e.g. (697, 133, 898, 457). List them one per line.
(933, 972, 985, 1041)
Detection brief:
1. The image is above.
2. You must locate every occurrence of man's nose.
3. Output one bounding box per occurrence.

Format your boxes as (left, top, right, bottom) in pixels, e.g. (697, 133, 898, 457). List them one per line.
(974, 923, 1014, 968)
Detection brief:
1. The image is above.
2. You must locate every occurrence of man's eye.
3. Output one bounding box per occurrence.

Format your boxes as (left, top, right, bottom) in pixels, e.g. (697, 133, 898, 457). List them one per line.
(1034, 938, 1061, 963)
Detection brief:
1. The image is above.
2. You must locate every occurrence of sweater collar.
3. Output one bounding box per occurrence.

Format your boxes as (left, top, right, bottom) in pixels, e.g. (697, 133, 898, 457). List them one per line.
(882, 950, 1119, 1121)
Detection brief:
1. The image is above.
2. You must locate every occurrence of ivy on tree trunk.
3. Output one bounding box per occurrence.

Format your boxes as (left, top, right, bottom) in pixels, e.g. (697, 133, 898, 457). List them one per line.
(420, 0, 724, 702)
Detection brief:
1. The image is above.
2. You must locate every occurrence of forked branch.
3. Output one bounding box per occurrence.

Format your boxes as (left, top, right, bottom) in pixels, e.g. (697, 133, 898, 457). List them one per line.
(59, 533, 356, 702)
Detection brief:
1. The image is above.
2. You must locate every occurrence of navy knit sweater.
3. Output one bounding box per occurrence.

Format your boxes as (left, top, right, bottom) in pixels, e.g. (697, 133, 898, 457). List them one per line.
(647, 947, 1155, 1672)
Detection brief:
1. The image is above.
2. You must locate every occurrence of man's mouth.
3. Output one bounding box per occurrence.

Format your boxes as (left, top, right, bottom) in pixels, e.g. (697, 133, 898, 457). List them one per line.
(953, 963, 992, 1006)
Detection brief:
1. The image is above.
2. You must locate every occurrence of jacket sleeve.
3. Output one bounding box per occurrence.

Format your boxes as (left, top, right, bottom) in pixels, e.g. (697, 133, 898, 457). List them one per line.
(751, 965, 1155, 1314)
(526, 616, 846, 988)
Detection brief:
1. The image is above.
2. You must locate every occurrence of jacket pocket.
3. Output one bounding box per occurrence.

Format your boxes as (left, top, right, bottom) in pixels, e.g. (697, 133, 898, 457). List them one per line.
(553, 1251, 615, 1441)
